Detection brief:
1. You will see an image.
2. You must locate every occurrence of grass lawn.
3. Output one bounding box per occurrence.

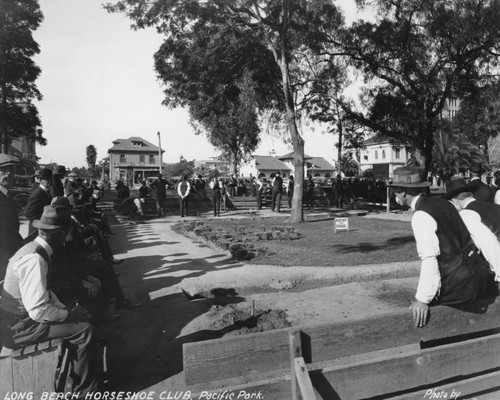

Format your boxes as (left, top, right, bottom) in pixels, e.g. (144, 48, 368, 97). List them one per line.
(175, 216, 419, 267)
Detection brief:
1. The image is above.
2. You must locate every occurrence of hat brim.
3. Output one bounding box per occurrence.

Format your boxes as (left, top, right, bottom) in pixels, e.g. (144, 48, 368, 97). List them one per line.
(32, 220, 67, 230)
(388, 182, 431, 188)
(444, 183, 479, 200)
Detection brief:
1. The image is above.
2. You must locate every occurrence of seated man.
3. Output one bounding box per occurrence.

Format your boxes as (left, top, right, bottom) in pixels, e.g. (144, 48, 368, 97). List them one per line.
(0, 205, 97, 395)
(445, 178, 500, 285)
(390, 166, 491, 327)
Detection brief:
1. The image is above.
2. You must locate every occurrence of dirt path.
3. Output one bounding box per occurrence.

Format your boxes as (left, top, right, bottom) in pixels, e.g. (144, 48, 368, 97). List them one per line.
(105, 212, 420, 391)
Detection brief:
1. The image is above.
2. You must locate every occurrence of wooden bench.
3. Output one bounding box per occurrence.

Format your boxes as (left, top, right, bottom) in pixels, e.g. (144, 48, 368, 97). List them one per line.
(183, 297, 500, 399)
(0, 339, 68, 398)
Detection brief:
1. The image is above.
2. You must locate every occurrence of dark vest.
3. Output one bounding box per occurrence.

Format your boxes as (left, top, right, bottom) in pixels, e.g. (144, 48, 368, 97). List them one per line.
(465, 200, 500, 238)
(179, 181, 189, 197)
(471, 179, 497, 203)
(415, 196, 478, 303)
(0, 241, 50, 316)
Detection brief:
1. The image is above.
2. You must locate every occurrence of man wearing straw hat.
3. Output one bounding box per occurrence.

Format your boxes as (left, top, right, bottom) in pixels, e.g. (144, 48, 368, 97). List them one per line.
(0, 205, 97, 395)
(390, 166, 490, 327)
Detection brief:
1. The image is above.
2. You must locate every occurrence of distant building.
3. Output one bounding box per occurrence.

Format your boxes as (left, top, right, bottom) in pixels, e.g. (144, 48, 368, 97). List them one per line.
(240, 153, 335, 179)
(108, 136, 164, 184)
(359, 136, 410, 179)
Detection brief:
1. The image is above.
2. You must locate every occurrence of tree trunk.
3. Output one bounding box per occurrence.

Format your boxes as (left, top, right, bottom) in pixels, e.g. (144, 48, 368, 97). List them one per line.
(337, 117, 343, 176)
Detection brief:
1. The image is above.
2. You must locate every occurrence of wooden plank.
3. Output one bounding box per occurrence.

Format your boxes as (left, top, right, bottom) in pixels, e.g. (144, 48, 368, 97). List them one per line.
(11, 355, 35, 392)
(312, 333, 500, 399)
(290, 331, 302, 400)
(0, 358, 13, 398)
(184, 297, 500, 385)
(389, 370, 500, 399)
(294, 358, 316, 400)
(33, 348, 60, 397)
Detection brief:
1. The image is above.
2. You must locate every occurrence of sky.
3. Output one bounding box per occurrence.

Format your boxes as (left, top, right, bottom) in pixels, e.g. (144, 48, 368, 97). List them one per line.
(33, 0, 365, 169)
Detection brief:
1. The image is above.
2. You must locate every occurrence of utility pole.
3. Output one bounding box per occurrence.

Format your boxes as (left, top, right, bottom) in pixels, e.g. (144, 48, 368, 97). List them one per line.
(157, 131, 163, 175)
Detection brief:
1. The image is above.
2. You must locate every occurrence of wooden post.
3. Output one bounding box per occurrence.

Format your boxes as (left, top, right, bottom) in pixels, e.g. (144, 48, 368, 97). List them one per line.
(289, 330, 302, 400)
(386, 185, 391, 213)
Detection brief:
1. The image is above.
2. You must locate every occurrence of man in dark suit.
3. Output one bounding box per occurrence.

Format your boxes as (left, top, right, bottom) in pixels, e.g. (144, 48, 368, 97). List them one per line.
(50, 165, 66, 197)
(0, 154, 23, 277)
(271, 172, 283, 213)
(25, 168, 53, 235)
(469, 161, 498, 203)
(153, 174, 168, 217)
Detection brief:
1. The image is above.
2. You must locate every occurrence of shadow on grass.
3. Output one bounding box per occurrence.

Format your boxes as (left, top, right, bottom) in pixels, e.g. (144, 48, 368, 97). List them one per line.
(332, 235, 415, 253)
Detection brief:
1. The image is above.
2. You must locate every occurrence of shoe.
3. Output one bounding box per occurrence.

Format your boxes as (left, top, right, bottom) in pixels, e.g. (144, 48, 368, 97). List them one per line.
(115, 299, 141, 310)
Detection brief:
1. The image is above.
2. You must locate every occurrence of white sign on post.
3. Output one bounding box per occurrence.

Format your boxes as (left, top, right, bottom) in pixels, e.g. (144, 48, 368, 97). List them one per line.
(334, 217, 349, 234)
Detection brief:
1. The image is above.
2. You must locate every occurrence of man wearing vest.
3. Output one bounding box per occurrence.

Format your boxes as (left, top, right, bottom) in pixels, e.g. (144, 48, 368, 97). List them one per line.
(271, 172, 283, 213)
(390, 166, 490, 328)
(0, 205, 97, 395)
(0, 154, 23, 276)
(469, 161, 500, 204)
(446, 178, 500, 285)
(177, 175, 191, 217)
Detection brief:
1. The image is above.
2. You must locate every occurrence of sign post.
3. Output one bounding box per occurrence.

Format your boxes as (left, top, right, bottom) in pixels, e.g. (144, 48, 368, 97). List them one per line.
(334, 217, 349, 234)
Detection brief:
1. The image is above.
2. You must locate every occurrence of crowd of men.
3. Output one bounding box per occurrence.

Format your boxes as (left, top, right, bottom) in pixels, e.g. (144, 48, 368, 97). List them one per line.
(391, 162, 500, 327)
(0, 155, 138, 396)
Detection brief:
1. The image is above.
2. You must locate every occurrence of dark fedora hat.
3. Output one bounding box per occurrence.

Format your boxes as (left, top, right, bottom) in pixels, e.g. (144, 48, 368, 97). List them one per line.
(56, 165, 67, 175)
(38, 168, 53, 181)
(33, 205, 71, 229)
(470, 161, 484, 174)
(51, 196, 72, 209)
(0, 154, 19, 168)
(444, 178, 479, 200)
(388, 166, 430, 188)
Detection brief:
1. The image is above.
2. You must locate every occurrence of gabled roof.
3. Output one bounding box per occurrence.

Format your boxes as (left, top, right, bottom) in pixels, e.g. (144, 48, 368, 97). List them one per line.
(363, 135, 406, 146)
(108, 137, 164, 153)
(278, 152, 313, 160)
(307, 157, 335, 170)
(253, 155, 290, 171)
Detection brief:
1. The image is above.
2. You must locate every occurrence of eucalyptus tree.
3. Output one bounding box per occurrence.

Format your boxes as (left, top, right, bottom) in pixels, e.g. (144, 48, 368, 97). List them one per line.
(105, 0, 344, 222)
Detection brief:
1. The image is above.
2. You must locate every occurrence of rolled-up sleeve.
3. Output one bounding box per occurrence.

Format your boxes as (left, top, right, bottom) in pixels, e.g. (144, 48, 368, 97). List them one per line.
(411, 211, 442, 303)
(16, 254, 68, 323)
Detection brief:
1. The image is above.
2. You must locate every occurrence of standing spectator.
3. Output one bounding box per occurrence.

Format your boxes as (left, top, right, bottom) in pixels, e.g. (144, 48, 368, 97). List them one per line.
(153, 174, 168, 217)
(0, 205, 97, 395)
(0, 154, 23, 274)
(256, 176, 264, 210)
(287, 175, 294, 208)
(31, 170, 41, 192)
(271, 172, 283, 213)
(209, 176, 221, 217)
(195, 174, 206, 197)
(64, 172, 78, 197)
(391, 166, 490, 327)
(50, 165, 66, 198)
(305, 175, 315, 208)
(220, 178, 227, 211)
(177, 175, 191, 217)
(228, 174, 237, 197)
(25, 168, 53, 235)
(334, 174, 344, 208)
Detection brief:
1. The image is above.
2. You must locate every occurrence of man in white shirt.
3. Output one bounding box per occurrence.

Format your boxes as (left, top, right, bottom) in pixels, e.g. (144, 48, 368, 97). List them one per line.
(0, 205, 97, 395)
(445, 178, 500, 285)
(177, 175, 191, 217)
(390, 166, 490, 328)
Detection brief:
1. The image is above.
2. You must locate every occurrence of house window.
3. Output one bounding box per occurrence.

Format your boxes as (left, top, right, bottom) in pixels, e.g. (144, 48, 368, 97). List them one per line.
(375, 150, 378, 160)
(120, 154, 126, 164)
(382, 150, 386, 159)
(149, 154, 155, 164)
(395, 148, 401, 159)
(139, 155, 145, 164)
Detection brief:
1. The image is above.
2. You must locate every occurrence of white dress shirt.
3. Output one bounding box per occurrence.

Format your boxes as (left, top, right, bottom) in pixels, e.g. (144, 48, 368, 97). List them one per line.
(14, 237, 68, 323)
(459, 197, 500, 282)
(177, 181, 191, 198)
(410, 195, 442, 303)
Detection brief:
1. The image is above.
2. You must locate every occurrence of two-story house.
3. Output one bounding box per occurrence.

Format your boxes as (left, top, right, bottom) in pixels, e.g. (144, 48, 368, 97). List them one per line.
(108, 136, 164, 184)
(359, 136, 409, 179)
